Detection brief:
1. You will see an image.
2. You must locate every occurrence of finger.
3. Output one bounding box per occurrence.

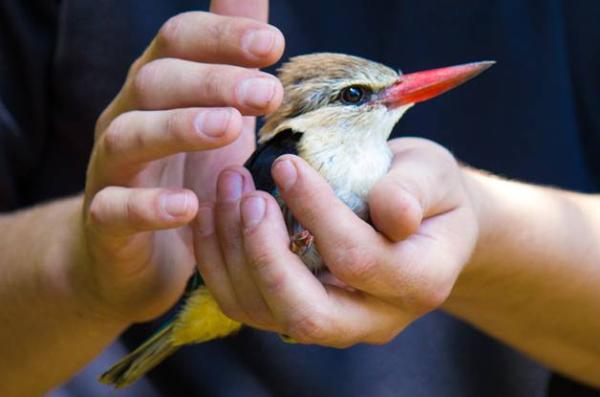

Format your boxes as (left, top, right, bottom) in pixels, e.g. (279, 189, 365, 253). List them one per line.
(147, 11, 282, 67)
(210, 0, 269, 22)
(183, 121, 256, 203)
(95, 108, 242, 184)
(321, 286, 414, 346)
(239, 191, 335, 342)
(239, 192, 412, 346)
(127, 59, 282, 114)
(209, 0, 273, 73)
(385, 206, 478, 315)
(194, 204, 246, 324)
(88, 187, 198, 238)
(95, 9, 284, 131)
(369, 138, 463, 242)
(215, 167, 275, 327)
(271, 155, 389, 290)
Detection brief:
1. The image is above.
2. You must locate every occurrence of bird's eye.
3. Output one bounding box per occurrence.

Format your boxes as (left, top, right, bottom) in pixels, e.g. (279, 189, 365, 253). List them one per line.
(339, 86, 370, 105)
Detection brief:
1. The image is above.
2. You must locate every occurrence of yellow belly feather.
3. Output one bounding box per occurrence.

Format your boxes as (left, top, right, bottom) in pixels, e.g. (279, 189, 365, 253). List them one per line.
(171, 286, 242, 346)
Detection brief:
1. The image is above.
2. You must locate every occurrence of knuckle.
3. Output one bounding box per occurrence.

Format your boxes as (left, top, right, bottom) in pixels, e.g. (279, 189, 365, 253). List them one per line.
(333, 246, 377, 283)
(389, 189, 416, 219)
(240, 304, 271, 327)
(416, 142, 459, 184)
(285, 310, 332, 344)
(95, 108, 113, 137)
(416, 282, 451, 314)
(431, 142, 456, 164)
(286, 186, 325, 225)
(125, 191, 150, 228)
(250, 259, 286, 295)
(165, 109, 188, 144)
(370, 328, 403, 346)
(261, 273, 286, 296)
(102, 115, 127, 156)
(219, 303, 245, 323)
(199, 66, 226, 100)
(246, 250, 272, 272)
(127, 57, 145, 80)
(435, 148, 459, 177)
(205, 16, 227, 50)
(157, 13, 187, 51)
(402, 278, 450, 316)
(132, 60, 163, 106)
(88, 189, 111, 227)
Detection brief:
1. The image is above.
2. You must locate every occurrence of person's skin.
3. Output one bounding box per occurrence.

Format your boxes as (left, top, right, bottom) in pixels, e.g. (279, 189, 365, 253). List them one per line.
(0, 1, 284, 396)
(1, 0, 599, 395)
(197, 137, 600, 388)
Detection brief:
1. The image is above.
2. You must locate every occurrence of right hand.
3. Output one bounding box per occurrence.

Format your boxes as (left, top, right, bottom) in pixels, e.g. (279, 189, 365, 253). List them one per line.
(78, 0, 284, 325)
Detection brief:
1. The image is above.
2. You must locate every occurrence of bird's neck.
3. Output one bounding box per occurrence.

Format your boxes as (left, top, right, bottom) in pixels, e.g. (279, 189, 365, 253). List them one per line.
(298, 129, 393, 218)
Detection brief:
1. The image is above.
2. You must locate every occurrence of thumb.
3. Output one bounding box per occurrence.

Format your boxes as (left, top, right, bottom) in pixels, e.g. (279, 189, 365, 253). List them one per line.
(210, 0, 269, 22)
(369, 138, 463, 242)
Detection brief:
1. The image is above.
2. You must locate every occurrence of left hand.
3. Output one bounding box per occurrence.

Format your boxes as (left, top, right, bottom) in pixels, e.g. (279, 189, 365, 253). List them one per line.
(194, 137, 479, 346)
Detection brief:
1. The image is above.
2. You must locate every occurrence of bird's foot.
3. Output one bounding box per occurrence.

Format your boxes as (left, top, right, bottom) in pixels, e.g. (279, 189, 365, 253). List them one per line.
(290, 230, 314, 256)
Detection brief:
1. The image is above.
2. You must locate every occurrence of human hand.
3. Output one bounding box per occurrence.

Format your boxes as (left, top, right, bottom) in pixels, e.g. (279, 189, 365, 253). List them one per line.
(79, 0, 284, 325)
(194, 137, 479, 346)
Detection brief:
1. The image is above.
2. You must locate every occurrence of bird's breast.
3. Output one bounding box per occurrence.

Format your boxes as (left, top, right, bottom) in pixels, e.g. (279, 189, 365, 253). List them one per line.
(299, 135, 393, 219)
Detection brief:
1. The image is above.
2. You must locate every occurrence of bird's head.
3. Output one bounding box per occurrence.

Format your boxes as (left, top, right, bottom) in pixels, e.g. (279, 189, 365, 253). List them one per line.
(259, 53, 493, 146)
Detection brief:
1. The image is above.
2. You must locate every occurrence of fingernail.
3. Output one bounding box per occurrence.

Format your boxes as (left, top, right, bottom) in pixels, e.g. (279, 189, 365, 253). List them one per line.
(237, 77, 276, 109)
(218, 171, 243, 202)
(162, 192, 190, 217)
(241, 196, 266, 228)
(272, 159, 297, 192)
(196, 206, 214, 236)
(194, 109, 231, 137)
(242, 29, 276, 58)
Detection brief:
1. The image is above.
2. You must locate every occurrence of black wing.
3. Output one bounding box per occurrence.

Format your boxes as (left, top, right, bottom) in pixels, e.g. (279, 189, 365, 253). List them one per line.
(244, 129, 303, 195)
(245, 129, 323, 268)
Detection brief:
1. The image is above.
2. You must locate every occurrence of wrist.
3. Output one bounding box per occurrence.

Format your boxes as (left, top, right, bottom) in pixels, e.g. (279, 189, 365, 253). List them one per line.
(446, 167, 506, 304)
(41, 195, 131, 330)
(449, 168, 545, 300)
(460, 168, 497, 269)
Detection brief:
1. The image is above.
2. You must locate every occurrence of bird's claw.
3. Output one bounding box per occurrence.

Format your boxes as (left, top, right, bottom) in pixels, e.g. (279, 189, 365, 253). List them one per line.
(290, 230, 314, 256)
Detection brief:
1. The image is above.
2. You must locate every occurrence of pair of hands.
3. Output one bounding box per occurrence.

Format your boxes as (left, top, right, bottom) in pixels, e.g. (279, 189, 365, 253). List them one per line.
(81, 0, 479, 346)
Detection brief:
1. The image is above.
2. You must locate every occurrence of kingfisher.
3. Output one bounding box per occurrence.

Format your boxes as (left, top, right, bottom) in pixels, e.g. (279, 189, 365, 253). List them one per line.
(100, 53, 493, 387)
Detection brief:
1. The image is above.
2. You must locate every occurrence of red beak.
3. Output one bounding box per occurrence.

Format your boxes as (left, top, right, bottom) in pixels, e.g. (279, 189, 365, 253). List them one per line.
(378, 61, 495, 108)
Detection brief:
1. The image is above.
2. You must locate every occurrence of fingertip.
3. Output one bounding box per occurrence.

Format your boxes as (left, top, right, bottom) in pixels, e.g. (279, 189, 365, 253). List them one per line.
(272, 156, 298, 193)
(272, 155, 337, 207)
(241, 25, 285, 67)
(242, 191, 288, 233)
(240, 194, 266, 230)
(195, 203, 215, 237)
(235, 74, 283, 115)
(160, 189, 199, 221)
(194, 107, 243, 143)
(265, 77, 284, 114)
(268, 26, 285, 64)
(210, 0, 269, 22)
(219, 164, 256, 195)
(222, 107, 244, 141)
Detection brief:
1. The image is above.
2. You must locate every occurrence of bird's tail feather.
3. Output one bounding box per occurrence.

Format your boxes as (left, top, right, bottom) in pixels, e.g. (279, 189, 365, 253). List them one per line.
(98, 323, 178, 388)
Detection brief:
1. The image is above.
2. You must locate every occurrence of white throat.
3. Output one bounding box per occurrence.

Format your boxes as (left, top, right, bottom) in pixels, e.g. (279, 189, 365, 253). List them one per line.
(293, 105, 411, 218)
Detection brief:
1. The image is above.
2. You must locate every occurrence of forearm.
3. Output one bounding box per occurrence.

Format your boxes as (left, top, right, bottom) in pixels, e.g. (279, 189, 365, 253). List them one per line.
(0, 196, 127, 396)
(445, 169, 600, 387)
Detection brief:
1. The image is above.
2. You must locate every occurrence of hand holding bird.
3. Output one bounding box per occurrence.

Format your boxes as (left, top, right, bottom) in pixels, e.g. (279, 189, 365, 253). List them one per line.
(197, 138, 480, 346)
(100, 52, 492, 386)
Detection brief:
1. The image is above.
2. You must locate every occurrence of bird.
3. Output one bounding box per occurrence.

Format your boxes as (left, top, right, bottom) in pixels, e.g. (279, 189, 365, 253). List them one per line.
(99, 53, 494, 387)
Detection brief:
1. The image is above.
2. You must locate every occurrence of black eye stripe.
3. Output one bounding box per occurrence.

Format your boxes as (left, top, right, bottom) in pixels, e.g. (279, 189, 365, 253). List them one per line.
(339, 86, 372, 105)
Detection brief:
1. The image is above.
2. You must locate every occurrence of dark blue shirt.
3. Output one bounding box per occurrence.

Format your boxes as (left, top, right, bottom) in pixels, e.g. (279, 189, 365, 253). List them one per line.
(1, 0, 599, 395)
